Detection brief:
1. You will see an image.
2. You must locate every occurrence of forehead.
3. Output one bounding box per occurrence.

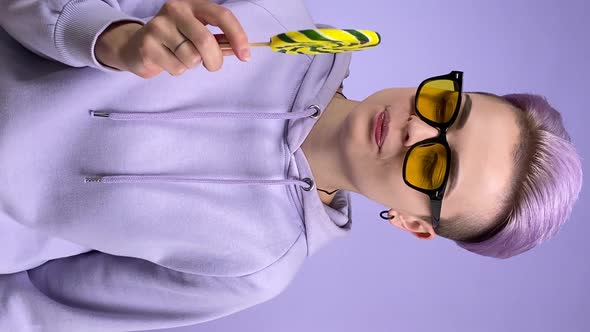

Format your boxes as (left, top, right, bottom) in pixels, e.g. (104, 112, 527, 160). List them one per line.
(443, 93, 520, 218)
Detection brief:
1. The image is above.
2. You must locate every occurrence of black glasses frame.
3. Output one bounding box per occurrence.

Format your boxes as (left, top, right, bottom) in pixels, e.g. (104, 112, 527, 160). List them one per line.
(402, 70, 463, 230)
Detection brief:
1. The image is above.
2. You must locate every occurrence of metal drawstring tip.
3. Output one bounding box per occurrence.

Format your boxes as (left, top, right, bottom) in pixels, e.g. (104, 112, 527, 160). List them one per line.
(90, 111, 110, 118)
(84, 177, 102, 183)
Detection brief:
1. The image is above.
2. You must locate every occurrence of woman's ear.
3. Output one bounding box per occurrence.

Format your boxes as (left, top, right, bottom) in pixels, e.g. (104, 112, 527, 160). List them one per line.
(387, 210, 436, 240)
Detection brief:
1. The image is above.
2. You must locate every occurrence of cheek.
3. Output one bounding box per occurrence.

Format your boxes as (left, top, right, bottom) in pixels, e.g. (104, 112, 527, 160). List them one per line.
(373, 162, 407, 201)
(369, 88, 413, 104)
(395, 179, 432, 212)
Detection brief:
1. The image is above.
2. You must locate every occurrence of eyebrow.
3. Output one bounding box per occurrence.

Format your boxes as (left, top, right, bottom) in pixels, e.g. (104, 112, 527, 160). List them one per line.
(445, 93, 472, 198)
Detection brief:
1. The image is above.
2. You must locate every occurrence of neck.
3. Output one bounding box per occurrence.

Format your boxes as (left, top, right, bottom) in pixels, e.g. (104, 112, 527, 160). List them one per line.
(301, 90, 359, 205)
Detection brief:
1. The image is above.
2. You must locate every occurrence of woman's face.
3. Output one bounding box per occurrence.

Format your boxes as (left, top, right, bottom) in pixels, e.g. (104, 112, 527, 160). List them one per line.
(340, 88, 520, 237)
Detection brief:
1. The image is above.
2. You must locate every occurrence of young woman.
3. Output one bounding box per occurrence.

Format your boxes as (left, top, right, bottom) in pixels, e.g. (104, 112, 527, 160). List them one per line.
(0, 0, 582, 331)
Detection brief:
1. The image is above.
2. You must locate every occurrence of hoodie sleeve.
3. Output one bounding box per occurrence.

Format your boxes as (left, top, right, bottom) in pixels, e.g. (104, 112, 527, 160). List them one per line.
(0, 0, 146, 73)
(0, 247, 304, 332)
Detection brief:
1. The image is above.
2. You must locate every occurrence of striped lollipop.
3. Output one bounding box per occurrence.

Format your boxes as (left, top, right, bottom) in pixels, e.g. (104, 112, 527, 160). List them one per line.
(218, 28, 381, 55)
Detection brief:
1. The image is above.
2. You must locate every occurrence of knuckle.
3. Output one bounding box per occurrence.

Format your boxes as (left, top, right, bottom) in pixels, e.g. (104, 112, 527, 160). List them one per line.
(139, 57, 153, 71)
(189, 54, 202, 66)
(147, 17, 165, 33)
(196, 33, 217, 49)
(137, 41, 153, 59)
(137, 38, 150, 51)
(195, 34, 219, 53)
(164, 0, 185, 17)
(137, 46, 156, 67)
(217, 7, 234, 20)
(163, 0, 183, 12)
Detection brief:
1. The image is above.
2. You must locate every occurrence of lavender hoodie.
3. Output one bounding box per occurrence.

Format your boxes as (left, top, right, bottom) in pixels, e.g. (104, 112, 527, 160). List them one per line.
(0, 0, 353, 330)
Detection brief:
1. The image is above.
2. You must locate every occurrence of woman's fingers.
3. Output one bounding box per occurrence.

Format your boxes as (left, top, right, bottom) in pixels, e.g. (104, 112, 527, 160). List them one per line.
(173, 0, 250, 71)
(193, 3, 250, 61)
(161, 1, 219, 72)
(118, 0, 248, 78)
(139, 16, 194, 76)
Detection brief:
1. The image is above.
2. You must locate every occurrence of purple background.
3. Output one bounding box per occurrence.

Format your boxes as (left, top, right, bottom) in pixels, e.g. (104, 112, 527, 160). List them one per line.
(152, 1, 589, 331)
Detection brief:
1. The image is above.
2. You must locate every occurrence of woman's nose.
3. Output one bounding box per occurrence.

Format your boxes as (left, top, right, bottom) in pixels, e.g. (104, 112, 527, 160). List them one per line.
(404, 115, 440, 147)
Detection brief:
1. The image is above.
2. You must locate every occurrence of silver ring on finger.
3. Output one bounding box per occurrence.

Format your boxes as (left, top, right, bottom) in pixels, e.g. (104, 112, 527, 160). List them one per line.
(174, 37, 190, 53)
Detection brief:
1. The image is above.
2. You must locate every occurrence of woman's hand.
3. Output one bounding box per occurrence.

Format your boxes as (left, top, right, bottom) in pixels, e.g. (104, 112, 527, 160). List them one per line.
(95, 0, 250, 79)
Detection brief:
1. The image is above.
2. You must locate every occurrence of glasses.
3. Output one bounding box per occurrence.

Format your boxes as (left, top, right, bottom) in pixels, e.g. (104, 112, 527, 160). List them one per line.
(402, 70, 463, 230)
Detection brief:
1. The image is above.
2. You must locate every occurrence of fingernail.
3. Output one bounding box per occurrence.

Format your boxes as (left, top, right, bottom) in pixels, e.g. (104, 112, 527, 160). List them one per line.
(240, 48, 251, 62)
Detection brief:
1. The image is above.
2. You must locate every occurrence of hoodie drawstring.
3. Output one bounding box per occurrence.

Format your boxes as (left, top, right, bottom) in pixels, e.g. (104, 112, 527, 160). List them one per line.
(84, 105, 322, 192)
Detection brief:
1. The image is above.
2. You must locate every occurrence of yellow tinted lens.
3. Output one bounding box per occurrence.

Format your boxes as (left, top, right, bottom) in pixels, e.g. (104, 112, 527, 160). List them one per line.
(405, 143, 448, 190)
(416, 79, 459, 124)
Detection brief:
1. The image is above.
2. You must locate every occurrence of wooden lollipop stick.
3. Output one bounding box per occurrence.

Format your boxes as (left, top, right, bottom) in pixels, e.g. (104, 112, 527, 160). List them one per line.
(218, 42, 269, 51)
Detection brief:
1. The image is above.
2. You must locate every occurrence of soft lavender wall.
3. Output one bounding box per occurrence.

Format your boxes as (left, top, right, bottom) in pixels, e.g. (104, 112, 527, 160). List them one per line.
(154, 0, 589, 331)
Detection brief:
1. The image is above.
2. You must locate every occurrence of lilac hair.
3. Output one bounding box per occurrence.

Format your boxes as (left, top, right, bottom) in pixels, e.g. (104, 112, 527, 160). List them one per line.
(454, 93, 583, 259)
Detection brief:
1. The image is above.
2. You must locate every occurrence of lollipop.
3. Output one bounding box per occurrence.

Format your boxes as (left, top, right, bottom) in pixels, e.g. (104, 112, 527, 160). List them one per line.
(218, 28, 381, 55)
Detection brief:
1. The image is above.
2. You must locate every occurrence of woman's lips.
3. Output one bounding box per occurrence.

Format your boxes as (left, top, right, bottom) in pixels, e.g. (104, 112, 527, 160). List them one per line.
(374, 107, 390, 150)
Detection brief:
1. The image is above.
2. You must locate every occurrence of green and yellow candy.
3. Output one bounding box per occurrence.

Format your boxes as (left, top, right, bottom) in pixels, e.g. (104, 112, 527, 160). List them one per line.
(219, 28, 381, 55)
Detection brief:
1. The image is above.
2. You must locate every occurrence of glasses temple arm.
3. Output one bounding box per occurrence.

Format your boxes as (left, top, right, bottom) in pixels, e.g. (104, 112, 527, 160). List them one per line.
(431, 199, 442, 229)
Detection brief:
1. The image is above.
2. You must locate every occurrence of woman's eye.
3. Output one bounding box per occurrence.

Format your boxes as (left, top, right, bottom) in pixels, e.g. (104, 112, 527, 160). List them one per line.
(437, 99, 447, 120)
(422, 153, 438, 178)
(423, 164, 434, 178)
